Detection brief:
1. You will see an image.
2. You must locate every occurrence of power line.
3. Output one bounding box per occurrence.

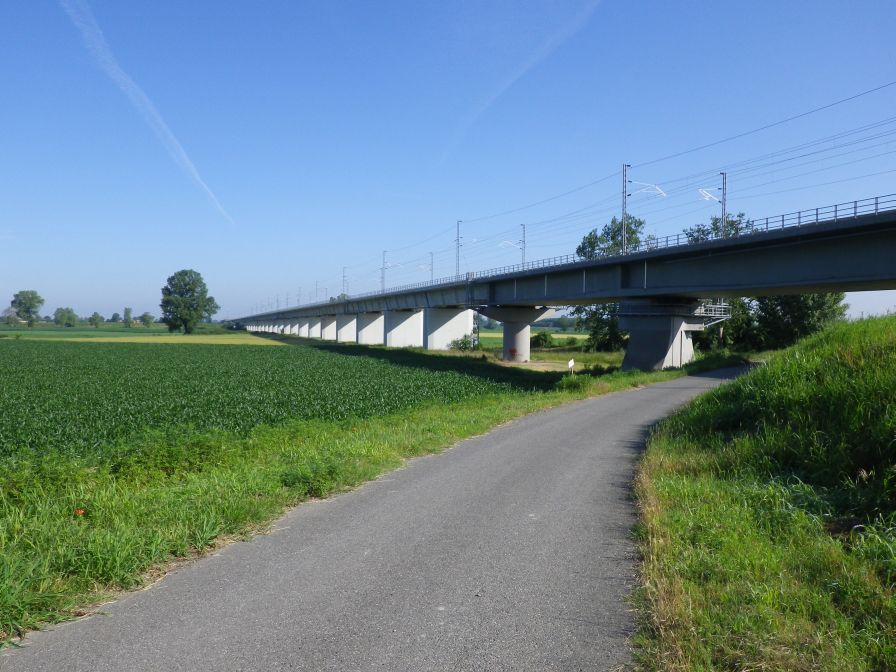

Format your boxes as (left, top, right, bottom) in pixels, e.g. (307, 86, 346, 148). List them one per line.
(633, 79, 896, 168)
(463, 171, 619, 223)
(733, 168, 896, 200)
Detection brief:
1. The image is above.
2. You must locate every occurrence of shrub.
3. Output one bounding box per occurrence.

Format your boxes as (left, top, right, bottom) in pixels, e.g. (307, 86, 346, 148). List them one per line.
(555, 373, 588, 392)
(530, 331, 554, 348)
(448, 334, 479, 351)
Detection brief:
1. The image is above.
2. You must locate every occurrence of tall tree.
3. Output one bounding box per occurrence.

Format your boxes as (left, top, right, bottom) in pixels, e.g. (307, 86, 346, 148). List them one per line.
(11, 290, 44, 327)
(2, 306, 19, 326)
(160, 269, 220, 334)
(753, 293, 847, 349)
(109, 312, 121, 323)
(684, 212, 753, 243)
(139, 312, 154, 328)
(571, 215, 646, 351)
(576, 214, 646, 258)
(123, 307, 133, 328)
(53, 307, 79, 328)
(88, 312, 104, 328)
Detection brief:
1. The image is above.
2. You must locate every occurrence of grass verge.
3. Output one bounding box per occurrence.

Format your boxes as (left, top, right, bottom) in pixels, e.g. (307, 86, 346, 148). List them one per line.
(635, 317, 896, 671)
(1, 349, 743, 646)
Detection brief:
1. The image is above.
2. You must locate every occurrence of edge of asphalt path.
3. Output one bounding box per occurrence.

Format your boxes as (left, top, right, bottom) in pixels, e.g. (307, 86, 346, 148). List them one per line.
(2, 367, 744, 672)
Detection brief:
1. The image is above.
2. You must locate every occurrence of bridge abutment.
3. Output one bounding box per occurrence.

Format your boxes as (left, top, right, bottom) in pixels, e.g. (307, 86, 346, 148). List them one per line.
(619, 300, 704, 371)
(336, 315, 357, 342)
(357, 312, 385, 345)
(478, 306, 554, 362)
(321, 316, 337, 341)
(424, 308, 475, 350)
(386, 310, 424, 348)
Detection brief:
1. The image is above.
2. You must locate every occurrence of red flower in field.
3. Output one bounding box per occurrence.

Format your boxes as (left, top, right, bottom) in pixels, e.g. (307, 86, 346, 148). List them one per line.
(74, 507, 86, 517)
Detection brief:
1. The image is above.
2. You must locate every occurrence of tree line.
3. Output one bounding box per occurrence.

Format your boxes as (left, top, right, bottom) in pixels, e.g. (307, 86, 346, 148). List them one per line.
(5, 269, 220, 333)
(3, 291, 158, 329)
(572, 212, 846, 352)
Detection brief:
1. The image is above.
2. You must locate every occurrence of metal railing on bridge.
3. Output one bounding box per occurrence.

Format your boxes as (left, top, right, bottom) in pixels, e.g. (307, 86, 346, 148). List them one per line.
(288, 193, 896, 311)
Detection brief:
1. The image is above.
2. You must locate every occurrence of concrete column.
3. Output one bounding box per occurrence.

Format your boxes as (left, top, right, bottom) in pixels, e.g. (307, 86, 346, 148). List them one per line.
(336, 315, 357, 342)
(297, 319, 310, 337)
(477, 306, 553, 362)
(424, 308, 476, 351)
(385, 309, 424, 348)
(321, 316, 337, 341)
(618, 300, 704, 370)
(356, 312, 385, 345)
(308, 317, 322, 338)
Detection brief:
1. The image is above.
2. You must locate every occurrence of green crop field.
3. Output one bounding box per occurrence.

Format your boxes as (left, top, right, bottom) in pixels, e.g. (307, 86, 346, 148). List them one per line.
(0, 340, 507, 458)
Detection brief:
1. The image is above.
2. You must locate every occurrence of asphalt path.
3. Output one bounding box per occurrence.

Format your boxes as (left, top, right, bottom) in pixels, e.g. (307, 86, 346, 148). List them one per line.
(3, 368, 740, 672)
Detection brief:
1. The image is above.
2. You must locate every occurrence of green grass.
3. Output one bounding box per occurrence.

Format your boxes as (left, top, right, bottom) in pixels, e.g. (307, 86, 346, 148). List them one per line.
(635, 316, 896, 671)
(0, 335, 744, 645)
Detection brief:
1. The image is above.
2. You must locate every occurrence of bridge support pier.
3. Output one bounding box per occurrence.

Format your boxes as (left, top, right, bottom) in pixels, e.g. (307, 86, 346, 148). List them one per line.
(477, 306, 553, 362)
(386, 310, 424, 348)
(297, 319, 310, 337)
(424, 308, 475, 350)
(357, 312, 385, 345)
(336, 315, 357, 342)
(321, 316, 337, 341)
(619, 300, 704, 371)
(308, 317, 322, 339)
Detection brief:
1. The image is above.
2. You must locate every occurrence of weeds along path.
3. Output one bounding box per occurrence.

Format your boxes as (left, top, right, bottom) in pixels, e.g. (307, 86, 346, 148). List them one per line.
(2, 368, 741, 672)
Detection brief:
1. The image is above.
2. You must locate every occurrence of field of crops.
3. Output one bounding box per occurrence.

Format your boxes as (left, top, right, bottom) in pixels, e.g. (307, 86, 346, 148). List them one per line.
(0, 340, 509, 460)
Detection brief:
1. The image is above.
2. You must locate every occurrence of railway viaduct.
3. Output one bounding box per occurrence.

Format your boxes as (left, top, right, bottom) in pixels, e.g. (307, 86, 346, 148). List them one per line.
(237, 194, 896, 370)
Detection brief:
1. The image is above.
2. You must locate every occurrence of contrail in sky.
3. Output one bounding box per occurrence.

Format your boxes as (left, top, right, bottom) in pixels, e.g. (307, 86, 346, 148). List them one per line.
(60, 0, 234, 224)
(439, 0, 601, 165)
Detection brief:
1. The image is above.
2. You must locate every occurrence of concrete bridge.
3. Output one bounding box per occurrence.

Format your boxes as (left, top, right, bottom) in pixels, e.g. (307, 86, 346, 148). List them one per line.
(239, 194, 896, 369)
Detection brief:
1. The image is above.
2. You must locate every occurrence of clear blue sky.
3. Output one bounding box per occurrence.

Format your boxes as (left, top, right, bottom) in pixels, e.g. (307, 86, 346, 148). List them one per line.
(2, 0, 895, 319)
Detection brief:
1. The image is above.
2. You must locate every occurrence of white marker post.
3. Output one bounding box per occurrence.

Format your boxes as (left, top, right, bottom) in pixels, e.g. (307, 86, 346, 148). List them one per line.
(568, 359, 575, 375)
